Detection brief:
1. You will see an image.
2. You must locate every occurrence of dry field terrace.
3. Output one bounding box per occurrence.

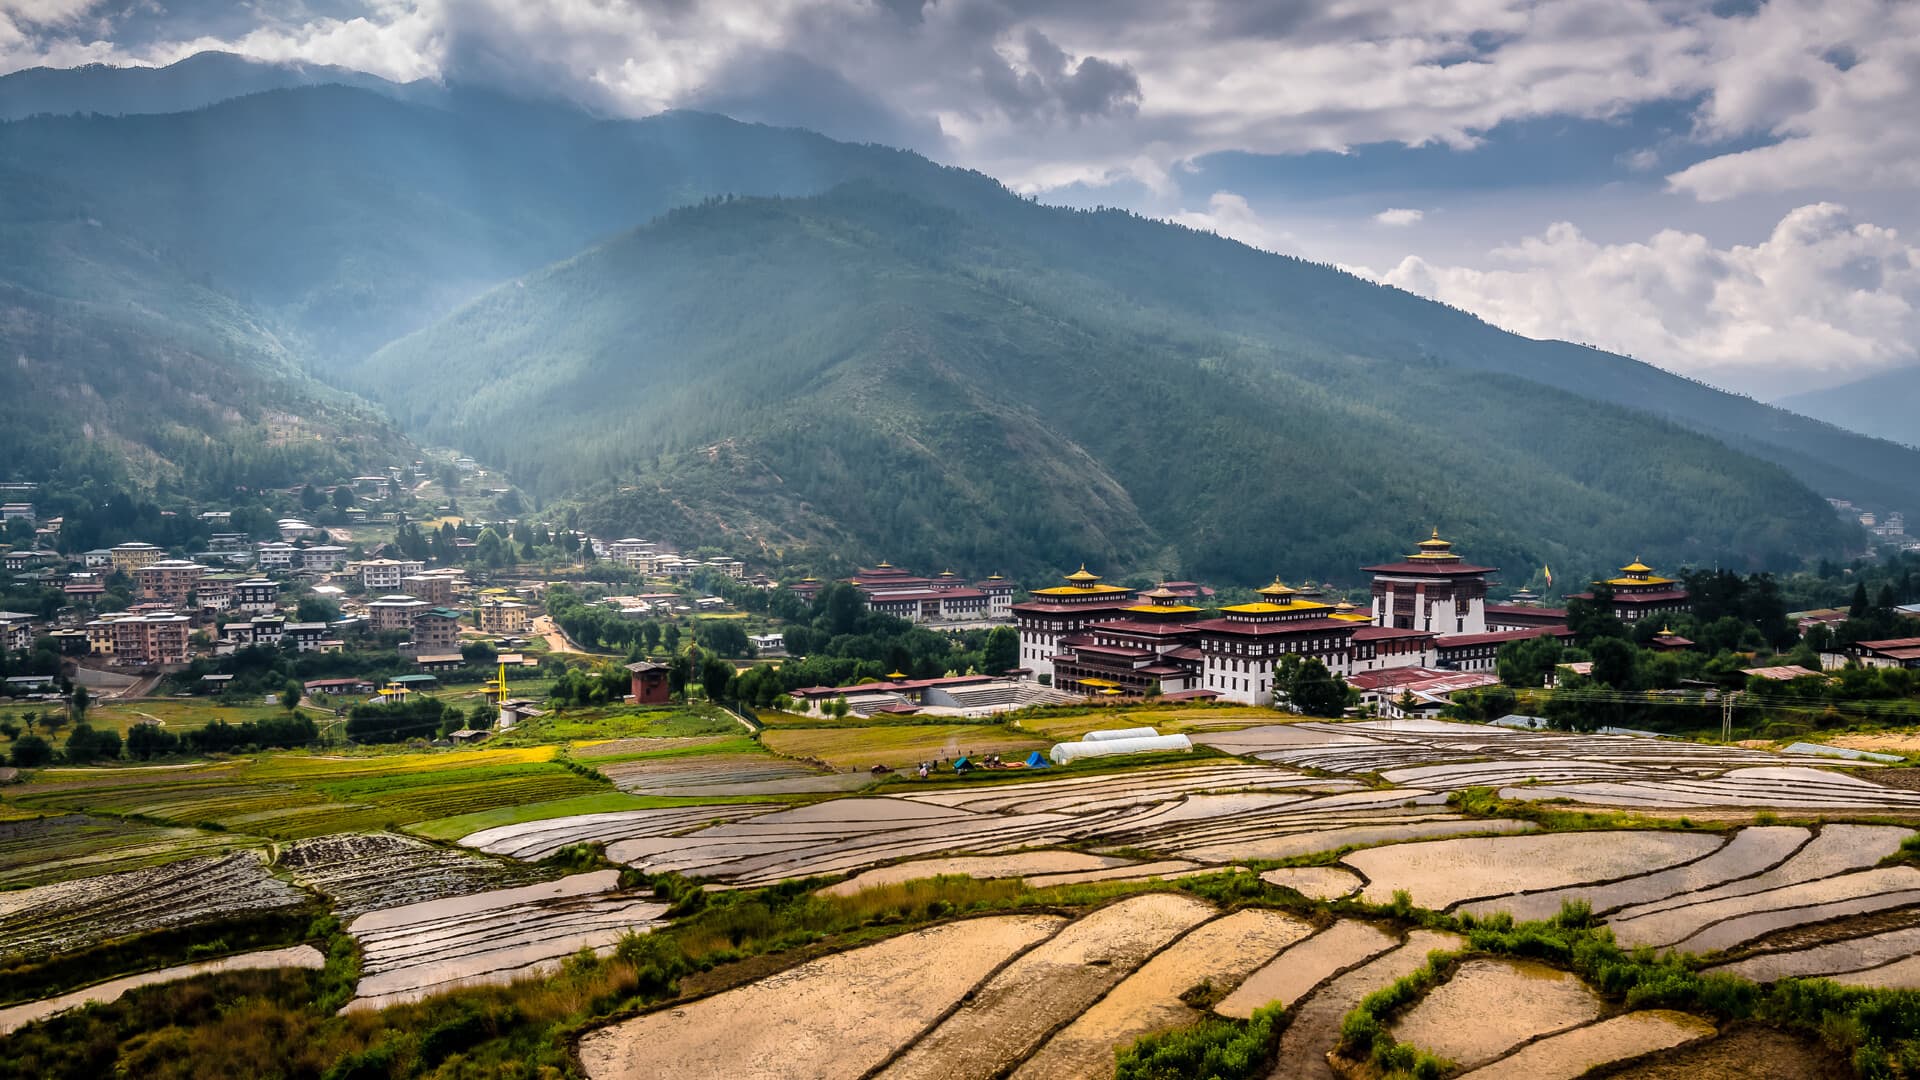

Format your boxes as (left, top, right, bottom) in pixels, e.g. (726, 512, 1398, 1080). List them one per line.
(1, 705, 1920, 1077)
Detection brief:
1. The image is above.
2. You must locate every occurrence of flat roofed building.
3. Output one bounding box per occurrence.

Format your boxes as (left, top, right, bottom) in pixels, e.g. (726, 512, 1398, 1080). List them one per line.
(235, 578, 279, 614)
(476, 599, 529, 634)
(367, 594, 431, 633)
(410, 608, 463, 653)
(136, 559, 205, 606)
(108, 541, 164, 573)
(400, 574, 458, 606)
(356, 558, 425, 591)
(109, 611, 191, 666)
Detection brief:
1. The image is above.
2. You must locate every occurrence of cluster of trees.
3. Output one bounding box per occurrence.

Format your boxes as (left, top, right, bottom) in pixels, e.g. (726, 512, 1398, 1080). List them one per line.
(1273, 654, 1349, 718)
(1484, 564, 1920, 734)
(345, 698, 452, 744)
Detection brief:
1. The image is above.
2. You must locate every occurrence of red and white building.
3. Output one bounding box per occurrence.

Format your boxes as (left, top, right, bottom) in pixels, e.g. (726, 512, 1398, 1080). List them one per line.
(1013, 567, 1142, 679)
(1571, 560, 1692, 623)
(1190, 580, 1363, 704)
(1363, 531, 1493, 636)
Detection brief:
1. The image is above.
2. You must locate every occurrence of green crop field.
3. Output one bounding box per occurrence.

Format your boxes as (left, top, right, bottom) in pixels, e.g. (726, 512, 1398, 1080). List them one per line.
(0, 698, 294, 739)
(0, 744, 611, 840)
(760, 723, 1047, 770)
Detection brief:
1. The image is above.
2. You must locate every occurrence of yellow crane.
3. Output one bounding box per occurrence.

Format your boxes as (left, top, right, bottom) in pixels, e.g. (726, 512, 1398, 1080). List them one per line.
(480, 660, 510, 729)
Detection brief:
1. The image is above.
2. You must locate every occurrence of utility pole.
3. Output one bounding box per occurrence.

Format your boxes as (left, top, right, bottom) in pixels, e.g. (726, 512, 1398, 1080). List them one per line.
(1721, 690, 1737, 743)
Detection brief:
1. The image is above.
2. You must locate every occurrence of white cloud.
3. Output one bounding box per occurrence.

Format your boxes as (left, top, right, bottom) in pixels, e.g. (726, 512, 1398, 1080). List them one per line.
(1370, 203, 1920, 396)
(4, 0, 1908, 201)
(1375, 208, 1424, 226)
(1168, 191, 1293, 253)
(1665, 0, 1920, 200)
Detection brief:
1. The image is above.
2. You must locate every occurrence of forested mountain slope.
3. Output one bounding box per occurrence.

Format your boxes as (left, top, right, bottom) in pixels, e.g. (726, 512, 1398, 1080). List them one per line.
(1777, 367, 1920, 449)
(7, 79, 1916, 521)
(368, 188, 1856, 583)
(0, 167, 409, 499)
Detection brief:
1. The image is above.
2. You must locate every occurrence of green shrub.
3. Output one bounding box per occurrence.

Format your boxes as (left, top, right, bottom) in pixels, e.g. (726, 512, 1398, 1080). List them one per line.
(1114, 1001, 1284, 1080)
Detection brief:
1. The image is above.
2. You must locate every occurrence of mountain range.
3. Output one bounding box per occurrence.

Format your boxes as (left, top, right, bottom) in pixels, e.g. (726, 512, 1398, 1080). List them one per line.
(0, 56, 1908, 581)
(1777, 367, 1920, 450)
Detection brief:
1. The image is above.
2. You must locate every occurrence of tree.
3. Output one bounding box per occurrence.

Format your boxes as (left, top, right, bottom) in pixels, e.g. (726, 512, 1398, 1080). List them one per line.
(63, 723, 120, 763)
(1850, 581, 1871, 619)
(127, 723, 180, 760)
(0, 720, 15, 740)
(9, 733, 52, 768)
(1274, 654, 1348, 717)
(701, 655, 735, 702)
(297, 595, 341, 623)
(69, 684, 89, 723)
(300, 483, 325, 511)
(663, 623, 682, 654)
(1588, 637, 1638, 690)
(281, 678, 304, 713)
(331, 484, 354, 510)
(982, 626, 1019, 675)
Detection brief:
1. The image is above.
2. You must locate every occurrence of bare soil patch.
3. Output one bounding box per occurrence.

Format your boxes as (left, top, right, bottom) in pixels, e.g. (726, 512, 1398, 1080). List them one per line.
(576, 915, 1065, 1080)
(1457, 1011, 1715, 1080)
(1390, 959, 1600, 1068)
(877, 894, 1217, 1080)
(1592, 1026, 1846, 1080)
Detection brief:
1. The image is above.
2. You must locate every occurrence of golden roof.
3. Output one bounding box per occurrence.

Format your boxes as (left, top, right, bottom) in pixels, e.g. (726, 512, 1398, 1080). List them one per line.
(877, 560, 893, 568)
(885, 671, 908, 680)
(1141, 586, 1179, 600)
(1122, 603, 1202, 615)
(1619, 559, 1654, 574)
(1222, 599, 1333, 615)
(1064, 564, 1101, 584)
(1330, 612, 1371, 623)
(938, 569, 956, 577)
(1256, 577, 1298, 598)
(1416, 529, 1450, 550)
(1031, 583, 1131, 597)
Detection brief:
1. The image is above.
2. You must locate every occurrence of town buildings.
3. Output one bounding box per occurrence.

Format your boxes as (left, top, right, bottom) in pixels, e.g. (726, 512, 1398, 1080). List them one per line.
(108, 541, 164, 574)
(0, 611, 35, 654)
(367, 594, 431, 633)
(476, 598, 530, 635)
(136, 559, 205, 606)
(409, 608, 464, 654)
(235, 578, 279, 614)
(357, 558, 425, 592)
(107, 611, 191, 666)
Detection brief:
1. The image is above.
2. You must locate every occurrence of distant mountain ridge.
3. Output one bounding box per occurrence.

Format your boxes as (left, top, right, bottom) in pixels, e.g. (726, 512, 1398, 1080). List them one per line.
(0, 68, 1906, 574)
(0, 51, 440, 121)
(1777, 367, 1920, 449)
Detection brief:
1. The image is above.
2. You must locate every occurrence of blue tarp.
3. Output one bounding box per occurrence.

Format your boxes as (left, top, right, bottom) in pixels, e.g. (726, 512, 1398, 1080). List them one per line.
(1024, 751, 1050, 769)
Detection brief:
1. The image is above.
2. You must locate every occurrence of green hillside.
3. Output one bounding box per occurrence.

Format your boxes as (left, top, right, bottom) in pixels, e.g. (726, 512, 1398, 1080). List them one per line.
(1, 78, 1907, 575)
(0, 166, 408, 500)
(367, 187, 1856, 583)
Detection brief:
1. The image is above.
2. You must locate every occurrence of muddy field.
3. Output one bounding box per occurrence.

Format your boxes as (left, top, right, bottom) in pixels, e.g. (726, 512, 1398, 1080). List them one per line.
(0, 814, 252, 890)
(276, 832, 554, 918)
(0, 851, 309, 962)
(347, 870, 666, 1010)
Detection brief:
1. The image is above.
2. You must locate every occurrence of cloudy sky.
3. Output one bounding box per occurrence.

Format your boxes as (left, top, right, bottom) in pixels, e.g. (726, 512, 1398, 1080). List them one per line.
(3, 0, 1918, 398)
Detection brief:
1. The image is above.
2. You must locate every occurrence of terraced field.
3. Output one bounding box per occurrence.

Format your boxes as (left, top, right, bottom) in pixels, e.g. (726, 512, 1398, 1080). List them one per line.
(0, 814, 256, 889)
(276, 832, 554, 918)
(577, 889, 1842, 1080)
(0, 851, 310, 962)
(1195, 718, 1920, 812)
(347, 870, 666, 1010)
(759, 723, 1048, 770)
(5, 713, 1920, 1078)
(6, 748, 608, 839)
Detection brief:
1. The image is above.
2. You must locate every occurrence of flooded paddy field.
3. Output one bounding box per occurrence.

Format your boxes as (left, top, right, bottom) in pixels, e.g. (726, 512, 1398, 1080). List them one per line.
(347, 870, 666, 1010)
(0, 851, 310, 961)
(7, 713, 1920, 1078)
(276, 832, 554, 917)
